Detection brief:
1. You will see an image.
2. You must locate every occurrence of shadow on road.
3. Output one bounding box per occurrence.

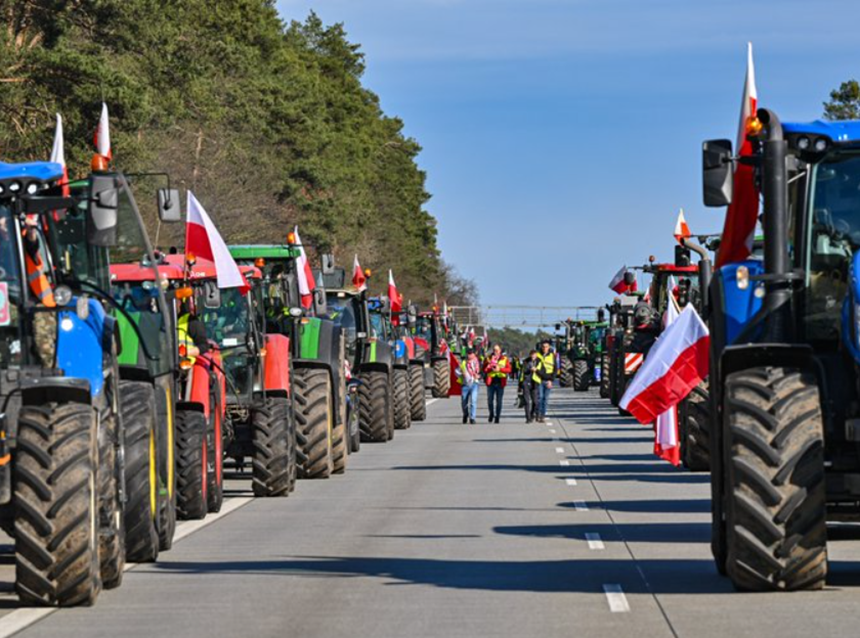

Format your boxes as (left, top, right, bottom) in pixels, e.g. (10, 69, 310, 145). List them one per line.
(493, 521, 709, 544)
(556, 498, 711, 514)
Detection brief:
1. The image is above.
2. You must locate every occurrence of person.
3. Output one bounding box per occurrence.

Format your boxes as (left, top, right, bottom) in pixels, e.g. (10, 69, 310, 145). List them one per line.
(23, 216, 57, 367)
(534, 340, 556, 422)
(483, 343, 511, 423)
(177, 298, 210, 363)
(457, 348, 481, 424)
(521, 349, 540, 423)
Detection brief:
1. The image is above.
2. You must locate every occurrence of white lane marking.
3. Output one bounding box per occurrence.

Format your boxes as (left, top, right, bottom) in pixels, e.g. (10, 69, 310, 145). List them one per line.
(565, 478, 578, 486)
(0, 496, 255, 638)
(573, 500, 588, 511)
(603, 584, 630, 613)
(545, 421, 552, 425)
(549, 429, 556, 434)
(559, 460, 570, 467)
(426, 398, 439, 406)
(586, 533, 605, 550)
(555, 447, 564, 454)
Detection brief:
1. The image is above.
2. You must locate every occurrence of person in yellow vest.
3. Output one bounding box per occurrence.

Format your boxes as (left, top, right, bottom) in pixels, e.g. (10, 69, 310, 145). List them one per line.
(533, 340, 555, 422)
(23, 216, 57, 367)
(483, 343, 511, 423)
(177, 299, 210, 363)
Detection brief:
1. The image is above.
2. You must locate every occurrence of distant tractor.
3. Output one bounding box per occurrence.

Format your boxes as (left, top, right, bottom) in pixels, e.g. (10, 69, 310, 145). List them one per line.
(415, 310, 451, 398)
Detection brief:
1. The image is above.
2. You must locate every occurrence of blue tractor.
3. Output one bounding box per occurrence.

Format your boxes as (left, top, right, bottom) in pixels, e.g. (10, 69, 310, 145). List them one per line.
(704, 112, 860, 590)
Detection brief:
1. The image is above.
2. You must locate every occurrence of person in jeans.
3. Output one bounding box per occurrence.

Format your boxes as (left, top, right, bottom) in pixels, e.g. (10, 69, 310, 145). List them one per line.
(534, 340, 556, 422)
(457, 348, 481, 424)
(483, 344, 511, 423)
(520, 350, 540, 423)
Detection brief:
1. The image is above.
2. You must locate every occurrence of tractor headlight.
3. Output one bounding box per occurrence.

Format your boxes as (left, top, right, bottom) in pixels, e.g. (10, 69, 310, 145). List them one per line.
(815, 138, 829, 153)
(797, 136, 811, 151)
(736, 265, 750, 290)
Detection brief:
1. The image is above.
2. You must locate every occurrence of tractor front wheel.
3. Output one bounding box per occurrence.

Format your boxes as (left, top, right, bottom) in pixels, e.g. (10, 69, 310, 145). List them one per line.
(393, 367, 411, 430)
(175, 410, 208, 519)
(294, 368, 334, 480)
(409, 364, 427, 421)
(681, 381, 710, 472)
(723, 366, 827, 591)
(359, 371, 391, 443)
(599, 353, 611, 398)
(573, 359, 590, 392)
(432, 359, 450, 398)
(558, 358, 573, 388)
(251, 396, 293, 495)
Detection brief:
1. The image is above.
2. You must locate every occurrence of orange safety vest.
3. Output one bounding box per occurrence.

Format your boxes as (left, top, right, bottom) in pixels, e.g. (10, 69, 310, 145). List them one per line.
(24, 249, 55, 307)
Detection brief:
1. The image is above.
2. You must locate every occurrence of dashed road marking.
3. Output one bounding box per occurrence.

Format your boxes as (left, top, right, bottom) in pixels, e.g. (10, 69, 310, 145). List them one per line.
(573, 500, 588, 511)
(549, 429, 556, 434)
(603, 584, 630, 613)
(565, 478, 577, 486)
(559, 460, 570, 467)
(555, 447, 564, 454)
(426, 398, 439, 406)
(586, 533, 605, 550)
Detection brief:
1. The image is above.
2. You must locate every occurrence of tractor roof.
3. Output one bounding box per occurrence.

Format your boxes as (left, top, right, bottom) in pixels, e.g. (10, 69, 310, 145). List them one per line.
(160, 254, 260, 281)
(0, 161, 64, 192)
(651, 263, 698, 274)
(229, 245, 300, 260)
(783, 120, 860, 143)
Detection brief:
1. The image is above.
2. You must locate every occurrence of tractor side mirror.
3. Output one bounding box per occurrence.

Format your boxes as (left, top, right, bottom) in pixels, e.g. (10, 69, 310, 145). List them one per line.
(675, 246, 691, 267)
(703, 139, 734, 207)
(321, 253, 336, 275)
(202, 280, 221, 309)
(158, 189, 181, 222)
(623, 271, 636, 286)
(313, 287, 327, 317)
(87, 175, 119, 247)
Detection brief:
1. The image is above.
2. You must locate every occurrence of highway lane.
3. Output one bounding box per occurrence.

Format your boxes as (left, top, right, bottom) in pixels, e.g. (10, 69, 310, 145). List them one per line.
(1, 389, 860, 637)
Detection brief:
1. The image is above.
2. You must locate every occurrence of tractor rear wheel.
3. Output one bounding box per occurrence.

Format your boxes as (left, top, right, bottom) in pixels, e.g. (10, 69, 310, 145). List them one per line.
(432, 359, 450, 398)
(573, 359, 590, 392)
(332, 389, 348, 475)
(723, 367, 827, 591)
(294, 368, 334, 479)
(409, 364, 426, 421)
(175, 410, 207, 519)
(15, 403, 100, 606)
(251, 396, 293, 495)
(359, 370, 390, 443)
(206, 381, 224, 513)
(558, 358, 573, 388)
(98, 386, 124, 590)
(599, 353, 610, 398)
(120, 381, 160, 562)
(348, 395, 361, 453)
(393, 367, 411, 430)
(681, 381, 710, 472)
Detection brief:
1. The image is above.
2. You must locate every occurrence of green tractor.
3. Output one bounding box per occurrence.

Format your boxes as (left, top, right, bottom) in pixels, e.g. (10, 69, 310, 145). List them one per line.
(230, 244, 349, 479)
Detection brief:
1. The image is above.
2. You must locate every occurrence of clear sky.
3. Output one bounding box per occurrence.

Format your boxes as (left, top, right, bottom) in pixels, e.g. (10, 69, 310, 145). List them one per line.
(277, 0, 860, 307)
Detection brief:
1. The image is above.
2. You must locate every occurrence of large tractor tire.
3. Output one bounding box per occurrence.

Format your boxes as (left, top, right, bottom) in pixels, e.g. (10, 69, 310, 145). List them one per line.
(599, 353, 611, 398)
(15, 403, 100, 607)
(573, 359, 590, 392)
(294, 368, 334, 480)
(207, 380, 224, 513)
(432, 358, 450, 398)
(98, 389, 124, 590)
(681, 381, 711, 472)
(251, 396, 293, 495)
(393, 367, 411, 430)
(120, 381, 160, 563)
(175, 410, 207, 520)
(723, 367, 827, 591)
(558, 358, 573, 388)
(359, 370, 391, 443)
(348, 396, 361, 453)
(154, 386, 176, 553)
(409, 364, 427, 421)
(332, 387, 348, 476)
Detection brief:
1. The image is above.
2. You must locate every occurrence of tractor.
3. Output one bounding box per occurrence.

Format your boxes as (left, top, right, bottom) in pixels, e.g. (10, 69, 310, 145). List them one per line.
(557, 314, 608, 392)
(702, 111, 860, 590)
(368, 296, 412, 431)
(231, 244, 349, 478)
(605, 293, 642, 408)
(0, 165, 174, 605)
(322, 267, 396, 443)
(415, 310, 451, 398)
(394, 305, 428, 422)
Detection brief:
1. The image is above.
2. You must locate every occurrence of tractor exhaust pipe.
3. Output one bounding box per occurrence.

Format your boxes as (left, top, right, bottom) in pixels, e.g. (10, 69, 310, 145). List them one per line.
(681, 237, 712, 319)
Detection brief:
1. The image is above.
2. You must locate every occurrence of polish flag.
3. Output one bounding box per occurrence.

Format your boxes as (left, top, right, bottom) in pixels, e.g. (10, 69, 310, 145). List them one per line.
(716, 43, 759, 267)
(186, 191, 246, 290)
(388, 270, 403, 313)
(352, 254, 367, 292)
(654, 288, 682, 465)
(293, 226, 316, 309)
(50, 113, 69, 197)
(674, 209, 691, 243)
(93, 102, 112, 160)
(608, 266, 636, 294)
(620, 305, 709, 425)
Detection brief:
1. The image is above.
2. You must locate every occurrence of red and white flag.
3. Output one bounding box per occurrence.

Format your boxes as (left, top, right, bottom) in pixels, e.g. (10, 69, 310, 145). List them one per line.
(620, 305, 709, 425)
(608, 265, 637, 294)
(388, 270, 403, 313)
(50, 113, 69, 196)
(93, 102, 112, 160)
(352, 254, 367, 292)
(294, 226, 316, 309)
(716, 43, 759, 268)
(186, 191, 246, 290)
(653, 286, 682, 465)
(674, 209, 691, 243)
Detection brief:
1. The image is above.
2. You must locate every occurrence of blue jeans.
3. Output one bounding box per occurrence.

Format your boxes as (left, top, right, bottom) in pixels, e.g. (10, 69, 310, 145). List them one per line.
(487, 383, 504, 419)
(461, 383, 479, 420)
(538, 382, 552, 416)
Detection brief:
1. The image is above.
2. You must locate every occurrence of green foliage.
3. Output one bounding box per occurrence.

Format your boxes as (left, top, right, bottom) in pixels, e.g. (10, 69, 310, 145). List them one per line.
(488, 327, 554, 358)
(824, 80, 860, 120)
(0, 1, 456, 305)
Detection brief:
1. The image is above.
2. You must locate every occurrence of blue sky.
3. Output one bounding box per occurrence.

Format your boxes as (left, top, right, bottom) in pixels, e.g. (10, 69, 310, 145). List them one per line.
(277, 0, 860, 308)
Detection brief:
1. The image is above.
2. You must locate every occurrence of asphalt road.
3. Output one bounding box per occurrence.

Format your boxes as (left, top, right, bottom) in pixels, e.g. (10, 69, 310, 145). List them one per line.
(2, 388, 860, 637)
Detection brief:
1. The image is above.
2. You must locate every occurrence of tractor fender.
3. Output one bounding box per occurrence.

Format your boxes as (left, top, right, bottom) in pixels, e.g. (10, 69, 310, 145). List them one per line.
(264, 333, 291, 395)
(21, 376, 92, 407)
(55, 298, 108, 400)
(186, 360, 214, 418)
(357, 361, 389, 377)
(430, 355, 447, 365)
(409, 359, 426, 368)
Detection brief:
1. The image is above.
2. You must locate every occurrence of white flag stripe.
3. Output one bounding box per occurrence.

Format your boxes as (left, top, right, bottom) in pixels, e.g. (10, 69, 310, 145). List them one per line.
(294, 226, 312, 296)
(187, 192, 245, 290)
(50, 114, 65, 166)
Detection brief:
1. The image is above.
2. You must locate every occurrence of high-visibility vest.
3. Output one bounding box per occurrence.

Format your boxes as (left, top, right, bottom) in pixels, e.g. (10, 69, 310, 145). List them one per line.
(487, 356, 509, 380)
(24, 250, 55, 307)
(533, 352, 555, 384)
(177, 313, 196, 364)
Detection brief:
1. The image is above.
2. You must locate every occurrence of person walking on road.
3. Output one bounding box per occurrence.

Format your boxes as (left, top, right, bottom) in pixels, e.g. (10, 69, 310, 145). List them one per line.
(521, 349, 540, 423)
(457, 348, 481, 424)
(534, 340, 556, 422)
(483, 344, 511, 423)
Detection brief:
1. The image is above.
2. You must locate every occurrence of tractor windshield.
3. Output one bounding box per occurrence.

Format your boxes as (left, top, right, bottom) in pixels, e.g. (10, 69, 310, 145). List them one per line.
(369, 312, 387, 339)
(201, 287, 249, 348)
(804, 151, 860, 341)
(413, 316, 433, 342)
(0, 206, 21, 367)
